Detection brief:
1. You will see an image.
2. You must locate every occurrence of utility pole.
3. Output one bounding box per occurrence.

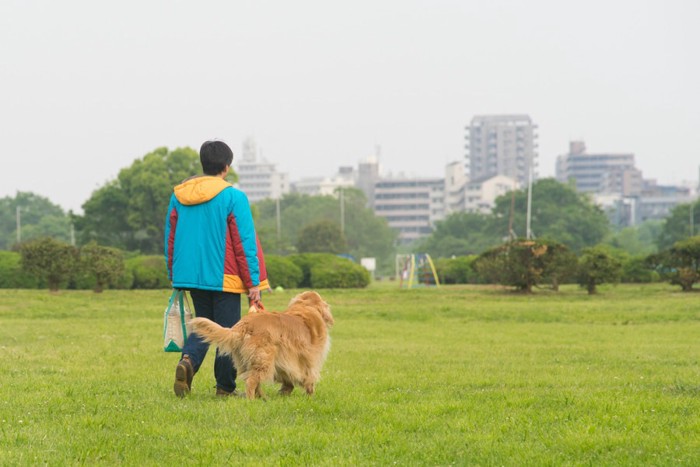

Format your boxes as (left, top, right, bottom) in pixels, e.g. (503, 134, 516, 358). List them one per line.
(16, 206, 21, 243)
(340, 187, 345, 235)
(276, 197, 282, 251)
(508, 185, 516, 240)
(526, 163, 533, 239)
(691, 203, 695, 237)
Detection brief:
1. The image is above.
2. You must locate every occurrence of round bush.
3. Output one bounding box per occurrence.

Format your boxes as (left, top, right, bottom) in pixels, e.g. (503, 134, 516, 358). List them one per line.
(265, 255, 303, 289)
(310, 257, 370, 289)
(434, 255, 479, 284)
(290, 253, 337, 288)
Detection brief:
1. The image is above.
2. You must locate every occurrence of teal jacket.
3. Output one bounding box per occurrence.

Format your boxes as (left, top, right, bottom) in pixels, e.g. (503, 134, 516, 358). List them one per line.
(164, 176, 269, 293)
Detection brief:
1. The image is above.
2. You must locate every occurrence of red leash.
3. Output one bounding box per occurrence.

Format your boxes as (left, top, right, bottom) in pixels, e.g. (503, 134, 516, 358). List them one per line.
(249, 298, 268, 313)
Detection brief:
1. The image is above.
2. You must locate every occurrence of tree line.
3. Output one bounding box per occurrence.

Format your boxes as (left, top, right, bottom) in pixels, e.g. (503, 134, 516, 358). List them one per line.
(1, 146, 698, 283)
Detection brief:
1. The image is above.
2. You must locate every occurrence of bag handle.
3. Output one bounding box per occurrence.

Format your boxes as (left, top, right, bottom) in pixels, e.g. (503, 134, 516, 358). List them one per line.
(177, 289, 188, 345)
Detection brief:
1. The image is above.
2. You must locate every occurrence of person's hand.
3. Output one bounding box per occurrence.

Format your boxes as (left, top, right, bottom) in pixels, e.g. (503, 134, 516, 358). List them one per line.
(248, 286, 261, 303)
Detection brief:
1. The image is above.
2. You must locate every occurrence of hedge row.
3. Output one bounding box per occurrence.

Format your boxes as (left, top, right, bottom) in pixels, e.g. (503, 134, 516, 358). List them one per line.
(269, 253, 370, 289)
(0, 251, 370, 290)
(434, 252, 663, 286)
(0, 251, 169, 290)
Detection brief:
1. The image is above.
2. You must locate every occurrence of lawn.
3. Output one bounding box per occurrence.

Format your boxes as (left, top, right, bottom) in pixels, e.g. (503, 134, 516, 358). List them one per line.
(0, 283, 699, 465)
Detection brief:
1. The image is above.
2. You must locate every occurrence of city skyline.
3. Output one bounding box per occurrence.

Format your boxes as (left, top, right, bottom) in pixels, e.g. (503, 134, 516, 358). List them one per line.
(1, 1, 698, 213)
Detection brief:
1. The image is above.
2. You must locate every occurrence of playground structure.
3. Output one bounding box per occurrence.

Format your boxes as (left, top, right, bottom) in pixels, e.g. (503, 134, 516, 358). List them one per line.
(396, 253, 440, 288)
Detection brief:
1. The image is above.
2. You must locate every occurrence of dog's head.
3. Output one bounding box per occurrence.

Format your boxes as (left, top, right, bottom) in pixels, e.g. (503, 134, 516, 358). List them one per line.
(289, 291, 334, 328)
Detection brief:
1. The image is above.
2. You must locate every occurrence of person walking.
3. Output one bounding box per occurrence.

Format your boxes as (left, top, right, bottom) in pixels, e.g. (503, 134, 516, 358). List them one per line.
(164, 140, 269, 397)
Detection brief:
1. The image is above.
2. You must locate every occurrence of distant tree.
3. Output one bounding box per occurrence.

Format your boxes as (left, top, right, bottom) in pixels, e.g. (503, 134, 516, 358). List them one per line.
(491, 178, 610, 253)
(419, 212, 501, 258)
(604, 220, 663, 256)
(296, 220, 347, 254)
(74, 181, 132, 250)
(0, 192, 71, 250)
(79, 242, 125, 293)
(75, 147, 219, 253)
(577, 246, 622, 294)
(419, 179, 610, 259)
(656, 200, 700, 251)
(20, 237, 78, 292)
(255, 190, 396, 271)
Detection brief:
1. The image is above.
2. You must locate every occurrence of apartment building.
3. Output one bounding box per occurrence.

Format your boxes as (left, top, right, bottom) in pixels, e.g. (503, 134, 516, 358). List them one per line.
(556, 141, 641, 196)
(466, 114, 538, 186)
(235, 138, 289, 203)
(373, 178, 445, 245)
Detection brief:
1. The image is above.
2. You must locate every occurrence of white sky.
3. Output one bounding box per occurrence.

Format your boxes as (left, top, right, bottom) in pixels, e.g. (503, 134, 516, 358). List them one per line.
(1, 0, 699, 213)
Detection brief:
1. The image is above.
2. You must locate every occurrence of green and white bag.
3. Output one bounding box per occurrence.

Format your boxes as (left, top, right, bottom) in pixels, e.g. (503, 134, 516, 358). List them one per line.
(163, 289, 193, 352)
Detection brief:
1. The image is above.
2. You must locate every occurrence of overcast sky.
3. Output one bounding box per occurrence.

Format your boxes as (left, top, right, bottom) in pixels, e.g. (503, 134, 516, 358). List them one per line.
(1, 0, 699, 213)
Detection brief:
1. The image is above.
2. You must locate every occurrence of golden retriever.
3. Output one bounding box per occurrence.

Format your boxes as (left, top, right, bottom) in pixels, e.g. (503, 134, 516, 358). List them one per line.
(189, 291, 334, 399)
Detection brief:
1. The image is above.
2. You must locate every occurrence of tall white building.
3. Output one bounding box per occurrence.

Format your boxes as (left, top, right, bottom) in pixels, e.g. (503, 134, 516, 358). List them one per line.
(466, 114, 538, 186)
(235, 138, 289, 203)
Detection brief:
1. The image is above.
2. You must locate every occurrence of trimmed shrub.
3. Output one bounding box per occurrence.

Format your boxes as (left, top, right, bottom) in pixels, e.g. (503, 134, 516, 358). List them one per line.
(290, 253, 369, 288)
(20, 237, 78, 291)
(0, 250, 40, 289)
(650, 236, 700, 291)
(310, 258, 370, 289)
(290, 253, 334, 288)
(127, 255, 170, 289)
(473, 239, 576, 293)
(434, 256, 479, 284)
(265, 255, 303, 289)
(79, 243, 127, 293)
(577, 246, 622, 294)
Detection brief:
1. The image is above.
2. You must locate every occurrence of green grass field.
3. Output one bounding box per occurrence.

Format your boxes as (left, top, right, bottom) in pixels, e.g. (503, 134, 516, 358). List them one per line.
(1, 283, 699, 465)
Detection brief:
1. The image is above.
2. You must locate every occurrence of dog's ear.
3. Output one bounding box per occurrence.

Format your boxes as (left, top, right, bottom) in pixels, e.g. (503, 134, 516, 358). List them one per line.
(248, 305, 258, 314)
(289, 290, 318, 307)
(320, 304, 334, 328)
(314, 296, 333, 328)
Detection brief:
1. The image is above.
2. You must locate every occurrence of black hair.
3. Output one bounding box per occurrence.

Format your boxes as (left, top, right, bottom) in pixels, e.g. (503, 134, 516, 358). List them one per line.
(200, 140, 234, 175)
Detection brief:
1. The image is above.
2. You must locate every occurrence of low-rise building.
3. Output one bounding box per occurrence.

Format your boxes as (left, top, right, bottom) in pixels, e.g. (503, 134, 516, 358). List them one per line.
(464, 175, 519, 214)
(373, 177, 445, 245)
(292, 166, 356, 196)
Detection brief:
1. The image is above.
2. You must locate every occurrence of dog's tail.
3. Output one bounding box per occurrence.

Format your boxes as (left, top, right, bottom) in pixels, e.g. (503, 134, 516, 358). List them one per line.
(189, 317, 238, 356)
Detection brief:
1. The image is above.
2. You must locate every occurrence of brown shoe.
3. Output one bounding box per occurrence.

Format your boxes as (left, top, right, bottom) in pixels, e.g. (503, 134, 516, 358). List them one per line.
(216, 387, 245, 398)
(174, 356, 194, 397)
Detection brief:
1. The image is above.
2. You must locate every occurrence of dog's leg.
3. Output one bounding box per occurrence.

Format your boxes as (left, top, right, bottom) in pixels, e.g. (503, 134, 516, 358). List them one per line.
(256, 383, 266, 400)
(245, 375, 260, 400)
(279, 381, 294, 396)
(303, 380, 315, 396)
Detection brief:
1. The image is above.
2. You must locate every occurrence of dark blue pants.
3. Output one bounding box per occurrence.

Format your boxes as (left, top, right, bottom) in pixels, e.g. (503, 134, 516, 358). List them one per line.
(182, 290, 241, 393)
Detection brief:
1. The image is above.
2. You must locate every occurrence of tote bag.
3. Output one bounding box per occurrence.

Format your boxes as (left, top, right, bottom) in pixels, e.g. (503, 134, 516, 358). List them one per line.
(163, 289, 193, 352)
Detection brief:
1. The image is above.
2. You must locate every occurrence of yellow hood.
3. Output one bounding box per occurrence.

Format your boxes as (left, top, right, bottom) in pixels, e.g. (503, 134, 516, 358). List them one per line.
(173, 176, 231, 206)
